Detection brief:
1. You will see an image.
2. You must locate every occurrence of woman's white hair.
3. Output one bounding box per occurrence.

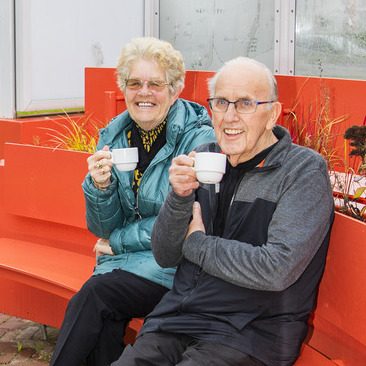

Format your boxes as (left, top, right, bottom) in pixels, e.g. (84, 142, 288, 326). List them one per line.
(207, 57, 278, 101)
(116, 37, 185, 94)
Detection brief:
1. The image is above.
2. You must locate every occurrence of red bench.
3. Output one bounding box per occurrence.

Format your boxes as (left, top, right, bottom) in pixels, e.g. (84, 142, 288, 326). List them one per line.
(0, 237, 142, 343)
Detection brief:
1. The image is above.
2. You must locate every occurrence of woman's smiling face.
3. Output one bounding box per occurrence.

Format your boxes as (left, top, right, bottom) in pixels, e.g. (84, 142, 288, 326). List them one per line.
(125, 59, 180, 131)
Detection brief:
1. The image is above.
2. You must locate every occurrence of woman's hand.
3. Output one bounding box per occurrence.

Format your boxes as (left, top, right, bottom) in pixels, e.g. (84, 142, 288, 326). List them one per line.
(93, 238, 114, 257)
(87, 145, 113, 190)
(169, 151, 199, 197)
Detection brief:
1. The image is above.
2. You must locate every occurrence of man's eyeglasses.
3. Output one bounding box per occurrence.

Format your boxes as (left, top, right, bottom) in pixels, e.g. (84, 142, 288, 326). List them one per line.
(207, 98, 275, 114)
(125, 79, 170, 93)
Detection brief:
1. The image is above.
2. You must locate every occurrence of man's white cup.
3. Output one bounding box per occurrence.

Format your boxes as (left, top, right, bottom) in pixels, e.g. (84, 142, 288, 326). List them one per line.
(110, 147, 139, 172)
(194, 152, 227, 184)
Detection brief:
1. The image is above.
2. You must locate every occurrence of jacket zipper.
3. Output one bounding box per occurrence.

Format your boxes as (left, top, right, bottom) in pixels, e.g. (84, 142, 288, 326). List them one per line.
(134, 204, 142, 220)
(178, 267, 203, 313)
(224, 174, 246, 232)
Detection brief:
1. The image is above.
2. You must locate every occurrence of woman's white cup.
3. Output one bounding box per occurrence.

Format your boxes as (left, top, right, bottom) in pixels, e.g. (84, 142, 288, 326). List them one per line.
(110, 147, 139, 171)
(194, 152, 227, 184)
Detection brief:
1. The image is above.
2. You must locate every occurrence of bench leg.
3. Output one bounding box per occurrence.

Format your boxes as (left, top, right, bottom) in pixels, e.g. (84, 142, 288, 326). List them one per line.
(41, 324, 47, 340)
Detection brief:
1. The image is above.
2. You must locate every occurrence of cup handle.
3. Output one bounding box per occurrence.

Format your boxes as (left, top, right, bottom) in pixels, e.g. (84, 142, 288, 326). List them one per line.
(109, 151, 114, 163)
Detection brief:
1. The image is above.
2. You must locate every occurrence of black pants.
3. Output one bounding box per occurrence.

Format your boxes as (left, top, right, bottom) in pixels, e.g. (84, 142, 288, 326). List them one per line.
(50, 269, 168, 366)
(111, 332, 266, 366)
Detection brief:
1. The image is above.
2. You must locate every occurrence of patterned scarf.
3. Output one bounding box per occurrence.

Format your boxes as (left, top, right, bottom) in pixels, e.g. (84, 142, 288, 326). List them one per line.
(127, 118, 167, 196)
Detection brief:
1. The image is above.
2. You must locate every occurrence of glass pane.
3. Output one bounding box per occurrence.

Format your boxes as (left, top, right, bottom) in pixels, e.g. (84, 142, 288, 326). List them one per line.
(159, 0, 275, 71)
(15, 0, 144, 116)
(295, 0, 366, 79)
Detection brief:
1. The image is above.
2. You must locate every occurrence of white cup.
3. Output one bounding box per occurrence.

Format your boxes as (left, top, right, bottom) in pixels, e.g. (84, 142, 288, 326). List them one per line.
(110, 147, 139, 171)
(194, 152, 227, 184)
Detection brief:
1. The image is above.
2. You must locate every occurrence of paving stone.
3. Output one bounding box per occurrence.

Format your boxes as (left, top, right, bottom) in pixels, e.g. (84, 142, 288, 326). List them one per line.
(0, 353, 14, 364)
(18, 348, 36, 358)
(0, 342, 17, 353)
(0, 330, 19, 343)
(0, 314, 58, 365)
(16, 326, 39, 341)
(7, 359, 49, 365)
(32, 349, 52, 363)
(1, 318, 27, 332)
(0, 314, 11, 324)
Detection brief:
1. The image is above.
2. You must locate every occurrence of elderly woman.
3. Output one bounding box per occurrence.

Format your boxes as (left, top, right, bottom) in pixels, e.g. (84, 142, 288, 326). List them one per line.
(50, 37, 215, 366)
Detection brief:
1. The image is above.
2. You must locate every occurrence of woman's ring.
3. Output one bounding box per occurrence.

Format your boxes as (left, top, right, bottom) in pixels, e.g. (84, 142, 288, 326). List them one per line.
(101, 168, 105, 175)
(95, 161, 102, 169)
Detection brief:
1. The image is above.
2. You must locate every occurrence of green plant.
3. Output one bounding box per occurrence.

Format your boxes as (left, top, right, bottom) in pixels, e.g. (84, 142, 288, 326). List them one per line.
(17, 340, 22, 352)
(35, 345, 43, 352)
(41, 112, 106, 153)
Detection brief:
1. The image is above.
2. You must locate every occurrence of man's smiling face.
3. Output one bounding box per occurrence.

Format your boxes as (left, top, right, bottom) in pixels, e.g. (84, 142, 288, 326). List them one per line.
(212, 62, 279, 166)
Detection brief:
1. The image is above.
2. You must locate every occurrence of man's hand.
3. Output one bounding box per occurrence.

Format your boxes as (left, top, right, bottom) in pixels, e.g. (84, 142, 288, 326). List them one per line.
(186, 201, 206, 239)
(169, 152, 200, 197)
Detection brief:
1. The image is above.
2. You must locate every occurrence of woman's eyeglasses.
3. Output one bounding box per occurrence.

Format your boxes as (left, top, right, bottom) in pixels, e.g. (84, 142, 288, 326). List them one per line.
(125, 79, 170, 93)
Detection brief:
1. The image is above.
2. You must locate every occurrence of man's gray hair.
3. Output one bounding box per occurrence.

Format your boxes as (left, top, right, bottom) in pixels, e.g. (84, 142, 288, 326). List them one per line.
(207, 57, 278, 101)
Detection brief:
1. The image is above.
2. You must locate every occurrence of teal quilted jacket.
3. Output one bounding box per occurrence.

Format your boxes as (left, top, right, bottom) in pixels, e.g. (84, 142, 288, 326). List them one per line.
(82, 98, 216, 289)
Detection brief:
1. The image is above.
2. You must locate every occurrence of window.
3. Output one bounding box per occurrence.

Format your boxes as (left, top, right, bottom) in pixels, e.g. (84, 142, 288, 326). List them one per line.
(159, 0, 275, 71)
(295, 0, 366, 79)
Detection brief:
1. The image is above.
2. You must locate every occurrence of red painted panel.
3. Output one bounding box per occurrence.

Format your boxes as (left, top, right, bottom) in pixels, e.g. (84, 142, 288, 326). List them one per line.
(194, 71, 215, 112)
(294, 344, 338, 365)
(180, 71, 197, 101)
(0, 119, 22, 158)
(85, 67, 126, 125)
(313, 213, 366, 346)
(0, 277, 69, 328)
(4, 143, 91, 228)
(0, 115, 84, 159)
(0, 239, 95, 295)
(276, 75, 366, 129)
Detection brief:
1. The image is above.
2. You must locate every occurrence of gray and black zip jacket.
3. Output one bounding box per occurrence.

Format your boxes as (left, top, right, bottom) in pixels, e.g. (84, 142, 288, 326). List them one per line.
(141, 125, 335, 366)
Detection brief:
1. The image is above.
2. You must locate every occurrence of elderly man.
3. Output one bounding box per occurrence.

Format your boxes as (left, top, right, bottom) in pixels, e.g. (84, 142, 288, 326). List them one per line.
(112, 57, 335, 366)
